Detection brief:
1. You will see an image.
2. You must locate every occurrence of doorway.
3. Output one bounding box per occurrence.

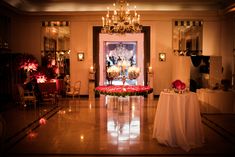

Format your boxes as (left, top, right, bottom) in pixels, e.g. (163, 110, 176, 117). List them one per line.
(93, 26, 150, 87)
(99, 33, 144, 85)
(105, 41, 137, 85)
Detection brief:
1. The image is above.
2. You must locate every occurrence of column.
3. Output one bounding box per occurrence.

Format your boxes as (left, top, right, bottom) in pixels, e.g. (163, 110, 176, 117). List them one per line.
(89, 69, 96, 100)
(148, 67, 154, 100)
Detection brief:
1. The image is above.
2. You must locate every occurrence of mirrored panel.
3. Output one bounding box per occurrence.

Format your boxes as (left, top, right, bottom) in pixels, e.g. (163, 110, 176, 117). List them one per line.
(41, 21, 70, 78)
(173, 20, 203, 56)
(105, 41, 137, 85)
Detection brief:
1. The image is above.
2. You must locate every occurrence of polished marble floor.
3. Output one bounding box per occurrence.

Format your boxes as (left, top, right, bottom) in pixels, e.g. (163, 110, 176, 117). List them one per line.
(0, 96, 235, 157)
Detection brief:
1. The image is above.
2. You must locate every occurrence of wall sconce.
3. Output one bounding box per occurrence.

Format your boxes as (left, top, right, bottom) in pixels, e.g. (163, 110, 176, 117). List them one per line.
(159, 53, 166, 61)
(77, 52, 84, 61)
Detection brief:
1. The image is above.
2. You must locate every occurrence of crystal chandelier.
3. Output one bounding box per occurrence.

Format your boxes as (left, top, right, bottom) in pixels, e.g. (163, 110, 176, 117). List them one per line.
(109, 43, 134, 61)
(101, 0, 142, 34)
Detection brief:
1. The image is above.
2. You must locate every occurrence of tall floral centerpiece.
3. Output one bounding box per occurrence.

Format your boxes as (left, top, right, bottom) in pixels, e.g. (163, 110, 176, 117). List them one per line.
(20, 59, 38, 72)
(107, 66, 120, 85)
(20, 58, 38, 83)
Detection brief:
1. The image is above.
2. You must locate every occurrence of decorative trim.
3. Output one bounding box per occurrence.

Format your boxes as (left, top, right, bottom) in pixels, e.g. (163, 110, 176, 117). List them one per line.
(42, 21, 70, 27)
(174, 20, 203, 26)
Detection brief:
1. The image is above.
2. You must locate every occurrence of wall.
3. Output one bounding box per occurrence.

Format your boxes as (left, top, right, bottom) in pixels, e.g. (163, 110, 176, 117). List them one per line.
(220, 13, 234, 80)
(8, 10, 233, 95)
(10, 17, 37, 61)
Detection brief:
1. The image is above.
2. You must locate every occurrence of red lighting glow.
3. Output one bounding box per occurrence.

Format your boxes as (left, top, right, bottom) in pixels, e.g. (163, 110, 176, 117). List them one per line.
(50, 79, 56, 83)
(27, 130, 38, 140)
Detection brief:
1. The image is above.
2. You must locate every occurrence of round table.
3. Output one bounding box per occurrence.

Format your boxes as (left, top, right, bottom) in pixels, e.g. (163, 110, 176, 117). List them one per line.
(152, 91, 204, 151)
(95, 85, 153, 97)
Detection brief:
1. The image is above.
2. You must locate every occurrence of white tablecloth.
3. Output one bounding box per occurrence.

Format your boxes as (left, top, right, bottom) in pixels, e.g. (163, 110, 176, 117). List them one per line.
(152, 92, 204, 151)
(197, 88, 235, 113)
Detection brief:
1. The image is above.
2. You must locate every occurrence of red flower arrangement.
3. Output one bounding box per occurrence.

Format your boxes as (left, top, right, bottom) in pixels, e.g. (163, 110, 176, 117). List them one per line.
(95, 85, 153, 97)
(172, 80, 187, 93)
(19, 55, 39, 83)
(20, 59, 38, 72)
(35, 73, 47, 83)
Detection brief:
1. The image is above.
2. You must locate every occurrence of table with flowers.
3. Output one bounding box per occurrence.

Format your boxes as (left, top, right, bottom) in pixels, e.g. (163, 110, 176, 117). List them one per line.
(95, 85, 153, 97)
(152, 80, 204, 151)
(95, 85, 153, 120)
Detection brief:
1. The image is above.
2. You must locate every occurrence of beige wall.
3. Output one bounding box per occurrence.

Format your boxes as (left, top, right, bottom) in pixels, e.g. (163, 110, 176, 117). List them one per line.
(220, 13, 234, 80)
(11, 17, 41, 61)
(9, 11, 234, 95)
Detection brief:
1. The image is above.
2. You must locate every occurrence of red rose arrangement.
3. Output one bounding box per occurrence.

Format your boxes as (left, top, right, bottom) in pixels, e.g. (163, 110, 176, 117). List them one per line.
(172, 80, 187, 93)
(95, 85, 153, 97)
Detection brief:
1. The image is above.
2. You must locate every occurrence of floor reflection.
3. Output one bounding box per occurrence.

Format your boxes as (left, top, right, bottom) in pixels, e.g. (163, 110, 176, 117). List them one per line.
(3, 97, 235, 155)
(106, 96, 141, 144)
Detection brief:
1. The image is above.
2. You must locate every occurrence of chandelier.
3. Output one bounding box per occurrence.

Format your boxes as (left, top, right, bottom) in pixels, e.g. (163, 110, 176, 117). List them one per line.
(109, 43, 134, 61)
(101, 0, 142, 34)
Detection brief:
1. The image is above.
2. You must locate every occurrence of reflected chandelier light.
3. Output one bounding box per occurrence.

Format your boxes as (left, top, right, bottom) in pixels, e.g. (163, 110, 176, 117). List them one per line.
(101, 0, 142, 34)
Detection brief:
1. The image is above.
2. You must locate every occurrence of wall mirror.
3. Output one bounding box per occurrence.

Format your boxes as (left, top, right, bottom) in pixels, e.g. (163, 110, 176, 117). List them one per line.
(105, 41, 137, 85)
(41, 21, 70, 78)
(173, 20, 203, 56)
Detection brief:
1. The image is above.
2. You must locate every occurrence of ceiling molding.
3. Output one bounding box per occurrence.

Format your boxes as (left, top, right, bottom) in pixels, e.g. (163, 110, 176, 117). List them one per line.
(1, 0, 232, 14)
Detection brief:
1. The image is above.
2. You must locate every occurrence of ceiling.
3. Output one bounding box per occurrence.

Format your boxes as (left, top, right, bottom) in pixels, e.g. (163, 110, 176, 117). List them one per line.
(2, 0, 235, 13)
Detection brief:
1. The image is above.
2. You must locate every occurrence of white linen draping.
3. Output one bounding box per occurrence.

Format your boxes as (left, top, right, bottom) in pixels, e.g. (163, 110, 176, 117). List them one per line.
(197, 88, 235, 113)
(152, 92, 204, 152)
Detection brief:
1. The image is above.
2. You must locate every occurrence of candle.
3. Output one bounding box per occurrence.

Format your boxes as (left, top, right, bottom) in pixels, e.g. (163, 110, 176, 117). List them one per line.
(90, 66, 94, 73)
(107, 7, 109, 17)
(148, 66, 152, 73)
(102, 17, 104, 27)
(137, 15, 140, 23)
